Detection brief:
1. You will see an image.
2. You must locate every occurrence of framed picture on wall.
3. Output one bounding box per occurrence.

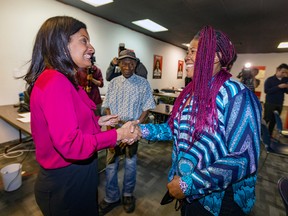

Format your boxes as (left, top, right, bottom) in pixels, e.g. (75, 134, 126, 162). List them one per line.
(177, 60, 184, 79)
(153, 55, 162, 79)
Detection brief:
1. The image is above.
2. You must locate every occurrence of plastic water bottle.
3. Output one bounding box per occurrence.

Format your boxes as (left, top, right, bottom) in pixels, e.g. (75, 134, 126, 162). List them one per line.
(19, 92, 24, 105)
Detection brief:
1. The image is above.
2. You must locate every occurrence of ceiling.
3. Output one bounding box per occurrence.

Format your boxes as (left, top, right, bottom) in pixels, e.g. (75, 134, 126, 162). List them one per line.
(57, 0, 288, 54)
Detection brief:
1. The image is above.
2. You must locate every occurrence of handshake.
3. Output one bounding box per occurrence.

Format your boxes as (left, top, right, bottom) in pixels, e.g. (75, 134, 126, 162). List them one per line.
(98, 115, 141, 146)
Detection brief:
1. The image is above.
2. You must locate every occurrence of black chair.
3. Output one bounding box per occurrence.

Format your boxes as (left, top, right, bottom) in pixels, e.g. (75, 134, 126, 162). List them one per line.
(260, 120, 288, 171)
(278, 176, 288, 216)
(273, 110, 288, 139)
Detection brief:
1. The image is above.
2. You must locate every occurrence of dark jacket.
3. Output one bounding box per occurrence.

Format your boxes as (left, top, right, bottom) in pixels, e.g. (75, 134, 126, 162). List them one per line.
(264, 75, 288, 105)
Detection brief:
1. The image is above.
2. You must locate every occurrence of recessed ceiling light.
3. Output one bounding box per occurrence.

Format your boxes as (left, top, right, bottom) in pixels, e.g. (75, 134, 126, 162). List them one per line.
(182, 43, 190, 47)
(80, 0, 113, 7)
(278, 42, 288, 48)
(132, 19, 168, 32)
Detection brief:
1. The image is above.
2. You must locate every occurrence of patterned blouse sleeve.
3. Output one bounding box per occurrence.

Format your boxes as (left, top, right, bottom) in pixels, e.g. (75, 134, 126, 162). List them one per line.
(139, 122, 173, 141)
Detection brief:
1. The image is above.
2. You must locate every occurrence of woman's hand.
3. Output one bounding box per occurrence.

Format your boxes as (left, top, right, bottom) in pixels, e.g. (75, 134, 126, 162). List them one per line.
(122, 120, 139, 133)
(116, 120, 141, 145)
(167, 176, 185, 199)
(98, 115, 119, 127)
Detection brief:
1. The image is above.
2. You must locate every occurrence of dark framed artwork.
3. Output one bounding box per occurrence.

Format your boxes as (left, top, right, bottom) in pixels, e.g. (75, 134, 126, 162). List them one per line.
(177, 60, 184, 79)
(153, 55, 163, 79)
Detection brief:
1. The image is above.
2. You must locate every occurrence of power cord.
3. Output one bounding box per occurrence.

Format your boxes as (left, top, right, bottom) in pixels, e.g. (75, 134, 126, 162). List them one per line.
(0, 142, 35, 159)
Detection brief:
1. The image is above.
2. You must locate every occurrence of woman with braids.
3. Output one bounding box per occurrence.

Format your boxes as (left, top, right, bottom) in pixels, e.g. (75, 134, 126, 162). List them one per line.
(24, 16, 141, 215)
(140, 26, 261, 216)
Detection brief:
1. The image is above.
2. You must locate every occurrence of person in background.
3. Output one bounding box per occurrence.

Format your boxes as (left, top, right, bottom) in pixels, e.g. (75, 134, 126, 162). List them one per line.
(263, 63, 288, 135)
(106, 43, 148, 81)
(99, 49, 155, 215)
(139, 26, 261, 216)
(237, 67, 260, 92)
(76, 63, 104, 116)
(23, 16, 141, 216)
(251, 68, 261, 90)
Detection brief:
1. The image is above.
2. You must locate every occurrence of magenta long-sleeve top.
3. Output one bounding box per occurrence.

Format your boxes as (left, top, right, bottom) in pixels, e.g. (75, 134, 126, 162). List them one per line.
(30, 69, 117, 169)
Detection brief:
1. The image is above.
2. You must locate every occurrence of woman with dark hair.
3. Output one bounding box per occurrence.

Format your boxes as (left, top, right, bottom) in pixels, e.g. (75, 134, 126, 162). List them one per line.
(24, 16, 141, 216)
(140, 26, 261, 215)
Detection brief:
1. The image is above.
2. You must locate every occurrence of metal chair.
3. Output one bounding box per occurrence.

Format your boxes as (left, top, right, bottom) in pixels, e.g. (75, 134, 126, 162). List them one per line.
(273, 110, 288, 138)
(260, 119, 288, 171)
(278, 176, 288, 216)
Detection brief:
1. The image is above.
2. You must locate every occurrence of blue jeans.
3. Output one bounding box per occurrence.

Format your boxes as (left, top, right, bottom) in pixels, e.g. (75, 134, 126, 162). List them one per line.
(104, 154, 137, 203)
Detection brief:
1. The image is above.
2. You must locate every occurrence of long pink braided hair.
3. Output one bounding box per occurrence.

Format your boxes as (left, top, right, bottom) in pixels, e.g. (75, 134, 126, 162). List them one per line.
(168, 26, 237, 143)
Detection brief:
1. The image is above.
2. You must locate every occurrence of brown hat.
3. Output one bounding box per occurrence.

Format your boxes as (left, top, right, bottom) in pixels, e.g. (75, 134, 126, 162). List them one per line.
(118, 49, 136, 60)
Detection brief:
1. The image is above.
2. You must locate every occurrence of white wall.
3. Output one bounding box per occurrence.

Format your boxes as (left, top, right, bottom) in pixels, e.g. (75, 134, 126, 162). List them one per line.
(0, 0, 186, 143)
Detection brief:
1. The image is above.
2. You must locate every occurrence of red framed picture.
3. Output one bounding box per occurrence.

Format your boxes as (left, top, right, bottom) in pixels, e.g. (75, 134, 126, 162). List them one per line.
(177, 60, 184, 79)
(153, 55, 163, 79)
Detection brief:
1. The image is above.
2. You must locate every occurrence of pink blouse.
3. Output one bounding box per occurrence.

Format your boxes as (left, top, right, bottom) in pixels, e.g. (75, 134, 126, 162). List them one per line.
(30, 69, 117, 169)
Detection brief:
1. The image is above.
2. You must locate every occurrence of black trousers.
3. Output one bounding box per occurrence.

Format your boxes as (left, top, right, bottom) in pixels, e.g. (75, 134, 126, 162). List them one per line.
(181, 186, 246, 216)
(263, 103, 283, 135)
(34, 157, 99, 216)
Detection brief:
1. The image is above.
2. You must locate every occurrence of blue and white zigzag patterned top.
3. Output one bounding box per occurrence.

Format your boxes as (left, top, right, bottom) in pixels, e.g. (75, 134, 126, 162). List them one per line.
(140, 78, 262, 216)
